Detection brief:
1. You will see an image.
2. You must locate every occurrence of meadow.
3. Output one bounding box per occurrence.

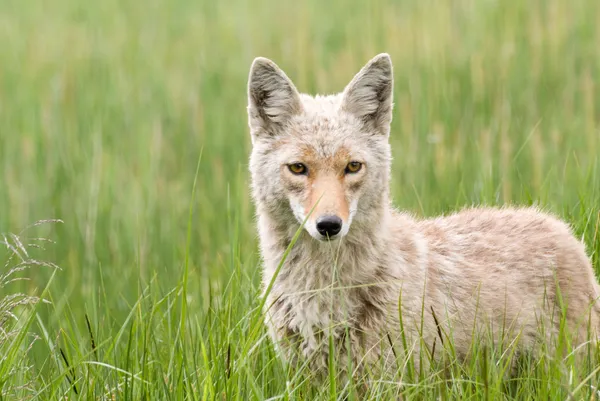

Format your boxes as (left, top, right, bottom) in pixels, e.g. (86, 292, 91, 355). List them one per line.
(1, 0, 600, 398)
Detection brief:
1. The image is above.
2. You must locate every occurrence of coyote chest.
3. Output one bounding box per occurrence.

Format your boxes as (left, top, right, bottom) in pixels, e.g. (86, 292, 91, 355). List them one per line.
(268, 289, 355, 356)
(262, 239, 395, 368)
(266, 281, 390, 372)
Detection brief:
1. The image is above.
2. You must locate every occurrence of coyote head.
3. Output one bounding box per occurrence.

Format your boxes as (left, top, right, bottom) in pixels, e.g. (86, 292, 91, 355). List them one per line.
(247, 54, 393, 241)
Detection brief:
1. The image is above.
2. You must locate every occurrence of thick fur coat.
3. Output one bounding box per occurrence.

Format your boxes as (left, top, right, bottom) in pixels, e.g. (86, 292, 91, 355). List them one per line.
(246, 54, 600, 377)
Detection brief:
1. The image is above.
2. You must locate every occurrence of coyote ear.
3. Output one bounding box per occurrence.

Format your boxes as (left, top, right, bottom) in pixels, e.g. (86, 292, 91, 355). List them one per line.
(341, 53, 394, 135)
(247, 57, 302, 141)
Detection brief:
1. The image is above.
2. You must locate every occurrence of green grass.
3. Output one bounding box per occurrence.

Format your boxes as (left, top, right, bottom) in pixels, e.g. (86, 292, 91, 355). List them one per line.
(1, 0, 600, 398)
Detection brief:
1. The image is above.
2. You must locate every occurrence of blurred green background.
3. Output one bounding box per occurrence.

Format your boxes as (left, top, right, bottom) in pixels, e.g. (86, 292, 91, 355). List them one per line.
(1, 0, 599, 397)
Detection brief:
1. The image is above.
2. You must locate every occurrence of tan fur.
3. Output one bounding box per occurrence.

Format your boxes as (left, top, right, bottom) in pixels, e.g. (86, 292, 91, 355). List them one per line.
(247, 54, 600, 379)
(307, 174, 349, 222)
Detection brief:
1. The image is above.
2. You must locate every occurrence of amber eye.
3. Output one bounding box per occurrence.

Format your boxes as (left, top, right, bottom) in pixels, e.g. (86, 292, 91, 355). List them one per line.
(288, 163, 307, 175)
(345, 161, 362, 174)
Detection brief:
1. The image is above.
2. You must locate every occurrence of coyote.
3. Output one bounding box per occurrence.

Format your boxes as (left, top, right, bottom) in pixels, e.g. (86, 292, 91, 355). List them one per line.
(246, 53, 600, 377)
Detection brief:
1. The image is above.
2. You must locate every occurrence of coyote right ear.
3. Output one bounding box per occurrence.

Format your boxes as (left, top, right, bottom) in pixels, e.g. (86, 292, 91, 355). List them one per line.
(247, 58, 302, 142)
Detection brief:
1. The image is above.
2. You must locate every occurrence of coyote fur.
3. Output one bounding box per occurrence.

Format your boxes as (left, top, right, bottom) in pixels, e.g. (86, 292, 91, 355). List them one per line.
(246, 53, 600, 377)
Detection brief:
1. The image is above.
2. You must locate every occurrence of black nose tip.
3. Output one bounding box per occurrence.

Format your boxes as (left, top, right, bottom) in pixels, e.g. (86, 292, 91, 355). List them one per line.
(316, 215, 343, 238)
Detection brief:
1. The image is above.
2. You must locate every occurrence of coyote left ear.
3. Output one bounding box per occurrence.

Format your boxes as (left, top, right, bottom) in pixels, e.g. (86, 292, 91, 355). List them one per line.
(247, 57, 303, 142)
(341, 53, 394, 135)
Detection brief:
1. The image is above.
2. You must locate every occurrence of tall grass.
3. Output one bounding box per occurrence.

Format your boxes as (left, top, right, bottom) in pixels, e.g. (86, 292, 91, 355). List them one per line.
(0, 0, 599, 398)
(0, 221, 59, 399)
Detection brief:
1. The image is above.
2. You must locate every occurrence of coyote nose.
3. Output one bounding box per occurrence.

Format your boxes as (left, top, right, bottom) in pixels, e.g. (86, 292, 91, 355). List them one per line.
(316, 215, 342, 238)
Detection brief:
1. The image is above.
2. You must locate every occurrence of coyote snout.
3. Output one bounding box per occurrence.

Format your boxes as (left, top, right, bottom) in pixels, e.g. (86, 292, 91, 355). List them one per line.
(286, 161, 360, 241)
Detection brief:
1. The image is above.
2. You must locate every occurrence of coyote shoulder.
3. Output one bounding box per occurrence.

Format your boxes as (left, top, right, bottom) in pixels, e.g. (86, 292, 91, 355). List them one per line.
(246, 53, 600, 375)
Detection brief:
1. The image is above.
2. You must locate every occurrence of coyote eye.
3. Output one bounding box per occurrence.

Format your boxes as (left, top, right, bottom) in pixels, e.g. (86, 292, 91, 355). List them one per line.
(345, 161, 362, 174)
(288, 163, 307, 175)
